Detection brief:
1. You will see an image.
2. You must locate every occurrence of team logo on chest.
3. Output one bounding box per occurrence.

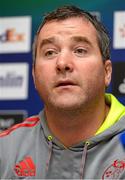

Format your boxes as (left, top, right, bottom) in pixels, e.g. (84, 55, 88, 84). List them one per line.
(102, 159, 125, 179)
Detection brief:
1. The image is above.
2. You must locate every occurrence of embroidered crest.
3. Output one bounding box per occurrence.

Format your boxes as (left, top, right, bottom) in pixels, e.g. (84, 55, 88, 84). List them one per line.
(102, 159, 125, 179)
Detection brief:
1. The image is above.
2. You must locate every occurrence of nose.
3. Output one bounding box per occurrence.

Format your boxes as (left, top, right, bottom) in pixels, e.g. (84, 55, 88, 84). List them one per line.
(56, 52, 74, 74)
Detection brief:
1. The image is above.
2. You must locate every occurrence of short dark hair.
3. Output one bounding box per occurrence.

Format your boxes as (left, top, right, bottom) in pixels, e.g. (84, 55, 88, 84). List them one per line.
(33, 5, 110, 65)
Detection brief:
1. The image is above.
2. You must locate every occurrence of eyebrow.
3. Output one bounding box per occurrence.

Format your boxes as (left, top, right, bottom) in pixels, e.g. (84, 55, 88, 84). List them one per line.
(39, 37, 56, 50)
(70, 36, 93, 47)
(39, 36, 93, 50)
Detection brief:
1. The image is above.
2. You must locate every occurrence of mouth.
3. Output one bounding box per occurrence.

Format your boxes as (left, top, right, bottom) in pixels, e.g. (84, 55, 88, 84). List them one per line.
(55, 80, 77, 88)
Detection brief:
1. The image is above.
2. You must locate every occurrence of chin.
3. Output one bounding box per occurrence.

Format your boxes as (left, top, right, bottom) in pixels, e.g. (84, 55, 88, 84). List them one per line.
(46, 93, 87, 110)
(50, 99, 84, 111)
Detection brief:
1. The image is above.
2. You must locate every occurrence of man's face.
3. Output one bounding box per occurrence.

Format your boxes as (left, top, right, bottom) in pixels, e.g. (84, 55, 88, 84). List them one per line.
(33, 17, 112, 111)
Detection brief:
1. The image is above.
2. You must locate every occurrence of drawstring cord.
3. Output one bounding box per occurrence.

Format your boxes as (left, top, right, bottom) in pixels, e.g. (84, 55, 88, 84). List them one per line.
(80, 141, 89, 180)
(46, 135, 89, 179)
(46, 135, 53, 172)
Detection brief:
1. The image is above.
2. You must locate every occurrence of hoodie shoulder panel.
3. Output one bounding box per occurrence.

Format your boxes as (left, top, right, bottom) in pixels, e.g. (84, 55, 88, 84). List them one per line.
(0, 116, 40, 138)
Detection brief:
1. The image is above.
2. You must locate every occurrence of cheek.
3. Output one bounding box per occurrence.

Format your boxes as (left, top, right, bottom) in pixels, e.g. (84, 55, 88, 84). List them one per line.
(34, 65, 54, 91)
(34, 73, 50, 100)
(84, 61, 103, 73)
(79, 62, 105, 85)
(35, 63, 49, 79)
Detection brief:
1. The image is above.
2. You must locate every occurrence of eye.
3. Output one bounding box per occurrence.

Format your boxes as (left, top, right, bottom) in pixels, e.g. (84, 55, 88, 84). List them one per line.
(74, 48, 88, 57)
(44, 49, 58, 59)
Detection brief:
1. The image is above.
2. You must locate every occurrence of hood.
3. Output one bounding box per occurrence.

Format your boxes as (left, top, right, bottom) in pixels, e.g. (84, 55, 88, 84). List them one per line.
(96, 93, 125, 135)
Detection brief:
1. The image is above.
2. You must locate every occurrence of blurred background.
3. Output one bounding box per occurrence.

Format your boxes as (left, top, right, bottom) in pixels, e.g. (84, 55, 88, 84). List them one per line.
(0, 0, 125, 131)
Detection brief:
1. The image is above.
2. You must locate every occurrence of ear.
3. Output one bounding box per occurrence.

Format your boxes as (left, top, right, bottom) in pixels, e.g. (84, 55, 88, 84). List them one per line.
(32, 67, 36, 89)
(104, 60, 112, 87)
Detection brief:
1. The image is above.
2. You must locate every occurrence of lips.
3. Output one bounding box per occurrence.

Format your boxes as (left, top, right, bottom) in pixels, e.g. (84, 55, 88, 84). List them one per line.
(55, 80, 77, 87)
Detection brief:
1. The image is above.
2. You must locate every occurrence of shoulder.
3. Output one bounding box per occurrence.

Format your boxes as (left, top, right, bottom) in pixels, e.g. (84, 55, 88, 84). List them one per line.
(0, 115, 40, 138)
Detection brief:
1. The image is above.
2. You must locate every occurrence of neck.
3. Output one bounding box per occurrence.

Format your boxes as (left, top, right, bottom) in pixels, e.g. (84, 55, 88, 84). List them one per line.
(44, 99, 109, 147)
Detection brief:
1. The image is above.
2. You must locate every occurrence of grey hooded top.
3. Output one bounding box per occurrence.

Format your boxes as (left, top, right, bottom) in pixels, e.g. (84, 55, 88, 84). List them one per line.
(0, 93, 125, 179)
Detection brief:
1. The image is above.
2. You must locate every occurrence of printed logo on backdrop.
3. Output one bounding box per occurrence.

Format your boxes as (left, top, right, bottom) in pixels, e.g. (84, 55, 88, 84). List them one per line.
(0, 16, 31, 53)
(113, 11, 125, 49)
(112, 62, 125, 96)
(0, 63, 29, 100)
(0, 110, 27, 131)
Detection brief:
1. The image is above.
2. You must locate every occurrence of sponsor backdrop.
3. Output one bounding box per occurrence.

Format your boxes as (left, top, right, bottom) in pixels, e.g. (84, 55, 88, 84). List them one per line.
(0, 0, 125, 130)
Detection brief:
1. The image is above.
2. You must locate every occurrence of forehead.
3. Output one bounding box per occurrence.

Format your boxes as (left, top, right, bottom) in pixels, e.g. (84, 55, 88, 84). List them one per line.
(38, 17, 98, 44)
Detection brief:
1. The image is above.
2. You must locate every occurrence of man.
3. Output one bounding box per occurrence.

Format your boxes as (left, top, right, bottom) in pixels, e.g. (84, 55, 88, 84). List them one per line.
(0, 5, 125, 179)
